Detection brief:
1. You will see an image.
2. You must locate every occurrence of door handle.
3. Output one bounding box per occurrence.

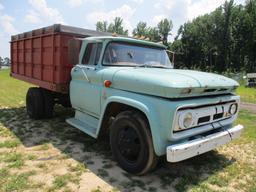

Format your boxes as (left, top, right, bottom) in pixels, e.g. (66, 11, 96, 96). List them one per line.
(73, 66, 90, 82)
(84, 66, 96, 70)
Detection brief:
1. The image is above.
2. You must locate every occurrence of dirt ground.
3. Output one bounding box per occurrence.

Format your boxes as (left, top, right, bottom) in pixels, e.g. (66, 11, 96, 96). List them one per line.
(240, 102, 256, 113)
(0, 106, 255, 192)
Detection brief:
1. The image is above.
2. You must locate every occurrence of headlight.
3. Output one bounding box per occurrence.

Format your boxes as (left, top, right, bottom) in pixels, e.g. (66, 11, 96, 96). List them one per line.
(178, 111, 194, 130)
(229, 103, 238, 115)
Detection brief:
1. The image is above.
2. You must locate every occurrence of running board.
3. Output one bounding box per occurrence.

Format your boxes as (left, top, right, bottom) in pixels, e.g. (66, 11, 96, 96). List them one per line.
(66, 110, 99, 138)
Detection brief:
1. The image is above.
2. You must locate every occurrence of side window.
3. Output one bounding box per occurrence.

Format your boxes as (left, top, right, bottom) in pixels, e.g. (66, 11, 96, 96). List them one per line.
(82, 43, 102, 65)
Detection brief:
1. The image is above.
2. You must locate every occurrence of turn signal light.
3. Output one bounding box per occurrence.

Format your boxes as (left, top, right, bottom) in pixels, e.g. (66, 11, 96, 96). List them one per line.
(104, 80, 112, 87)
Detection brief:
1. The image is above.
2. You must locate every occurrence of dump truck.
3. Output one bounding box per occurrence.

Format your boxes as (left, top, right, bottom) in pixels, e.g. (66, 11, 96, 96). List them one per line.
(10, 24, 244, 175)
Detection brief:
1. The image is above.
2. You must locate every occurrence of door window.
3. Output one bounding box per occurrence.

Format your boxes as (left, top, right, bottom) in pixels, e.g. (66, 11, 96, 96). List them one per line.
(82, 43, 102, 65)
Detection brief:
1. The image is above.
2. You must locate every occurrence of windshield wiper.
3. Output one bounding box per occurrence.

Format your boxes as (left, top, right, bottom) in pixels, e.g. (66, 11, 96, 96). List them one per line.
(136, 64, 171, 69)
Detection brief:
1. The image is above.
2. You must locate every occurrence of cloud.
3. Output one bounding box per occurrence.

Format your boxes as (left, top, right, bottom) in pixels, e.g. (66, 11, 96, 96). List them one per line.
(24, 10, 41, 24)
(187, 0, 226, 20)
(154, 0, 229, 21)
(86, 4, 136, 34)
(152, 14, 165, 26)
(154, 0, 175, 10)
(0, 4, 17, 57)
(25, 0, 65, 24)
(0, 3, 4, 11)
(67, 0, 104, 7)
(68, 0, 83, 7)
(130, 0, 144, 4)
(152, 0, 231, 40)
(0, 14, 18, 35)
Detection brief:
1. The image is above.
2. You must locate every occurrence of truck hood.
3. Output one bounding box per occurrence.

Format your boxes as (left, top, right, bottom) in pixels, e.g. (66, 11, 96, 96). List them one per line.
(106, 68, 239, 98)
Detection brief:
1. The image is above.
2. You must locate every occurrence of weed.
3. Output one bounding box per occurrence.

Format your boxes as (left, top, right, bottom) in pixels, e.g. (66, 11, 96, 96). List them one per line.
(109, 177, 117, 183)
(52, 173, 80, 190)
(36, 163, 47, 169)
(0, 140, 20, 148)
(27, 154, 37, 160)
(38, 143, 50, 150)
(2, 153, 25, 168)
(91, 186, 102, 192)
(68, 163, 87, 173)
(0, 171, 36, 192)
(97, 168, 109, 178)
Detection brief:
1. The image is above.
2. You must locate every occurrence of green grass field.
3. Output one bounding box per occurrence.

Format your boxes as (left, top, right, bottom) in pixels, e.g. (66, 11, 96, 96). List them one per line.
(237, 86, 256, 104)
(0, 69, 31, 107)
(0, 68, 256, 192)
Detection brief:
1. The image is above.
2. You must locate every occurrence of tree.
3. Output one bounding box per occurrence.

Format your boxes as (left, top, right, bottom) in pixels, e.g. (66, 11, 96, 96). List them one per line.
(171, 0, 256, 73)
(147, 27, 161, 42)
(133, 22, 148, 37)
(132, 22, 161, 42)
(0, 57, 3, 68)
(108, 17, 128, 35)
(96, 17, 128, 35)
(96, 21, 108, 32)
(4, 57, 10, 66)
(244, 0, 256, 71)
(157, 19, 173, 45)
(222, 0, 234, 71)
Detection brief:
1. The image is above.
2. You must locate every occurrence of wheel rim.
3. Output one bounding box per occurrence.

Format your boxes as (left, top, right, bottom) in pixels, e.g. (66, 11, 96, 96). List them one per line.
(117, 126, 141, 163)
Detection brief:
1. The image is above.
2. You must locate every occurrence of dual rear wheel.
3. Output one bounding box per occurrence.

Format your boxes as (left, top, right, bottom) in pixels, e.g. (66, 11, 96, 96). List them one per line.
(26, 87, 54, 119)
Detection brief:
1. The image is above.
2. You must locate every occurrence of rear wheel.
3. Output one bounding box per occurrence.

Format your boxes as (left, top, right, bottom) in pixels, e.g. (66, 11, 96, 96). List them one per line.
(41, 88, 54, 118)
(110, 110, 158, 175)
(26, 88, 45, 119)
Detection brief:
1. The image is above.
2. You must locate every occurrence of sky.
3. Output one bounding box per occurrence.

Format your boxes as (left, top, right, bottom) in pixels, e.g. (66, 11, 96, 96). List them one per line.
(0, 0, 245, 58)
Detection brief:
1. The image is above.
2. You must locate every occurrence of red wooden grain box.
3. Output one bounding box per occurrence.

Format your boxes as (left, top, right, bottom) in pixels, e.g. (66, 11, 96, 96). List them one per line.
(10, 24, 109, 93)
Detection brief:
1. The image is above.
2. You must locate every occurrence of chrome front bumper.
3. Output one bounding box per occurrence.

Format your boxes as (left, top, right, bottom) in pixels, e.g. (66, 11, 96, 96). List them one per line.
(167, 124, 244, 162)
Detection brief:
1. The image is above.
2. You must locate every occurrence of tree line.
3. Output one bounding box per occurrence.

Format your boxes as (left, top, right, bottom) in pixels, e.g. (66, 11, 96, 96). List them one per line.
(96, 17, 173, 45)
(0, 57, 10, 67)
(96, 0, 256, 73)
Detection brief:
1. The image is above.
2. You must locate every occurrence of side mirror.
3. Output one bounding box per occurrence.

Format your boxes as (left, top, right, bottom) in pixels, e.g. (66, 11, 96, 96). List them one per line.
(68, 39, 82, 65)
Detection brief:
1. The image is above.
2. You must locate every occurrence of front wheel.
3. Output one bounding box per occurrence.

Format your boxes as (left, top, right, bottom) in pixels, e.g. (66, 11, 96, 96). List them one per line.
(110, 110, 158, 175)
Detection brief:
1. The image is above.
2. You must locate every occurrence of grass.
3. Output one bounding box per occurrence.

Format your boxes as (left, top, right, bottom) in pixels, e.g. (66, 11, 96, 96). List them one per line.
(0, 69, 31, 108)
(68, 163, 87, 173)
(2, 152, 25, 168)
(0, 68, 256, 191)
(236, 110, 256, 141)
(0, 169, 37, 192)
(0, 139, 21, 148)
(236, 85, 256, 104)
(97, 168, 109, 178)
(37, 143, 50, 150)
(51, 173, 80, 190)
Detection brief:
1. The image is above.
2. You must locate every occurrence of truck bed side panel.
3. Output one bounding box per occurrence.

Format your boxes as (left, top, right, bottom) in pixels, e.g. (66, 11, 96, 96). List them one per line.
(10, 24, 110, 93)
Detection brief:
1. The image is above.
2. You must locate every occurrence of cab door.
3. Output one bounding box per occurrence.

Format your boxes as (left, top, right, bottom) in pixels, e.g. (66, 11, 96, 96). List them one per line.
(70, 42, 103, 117)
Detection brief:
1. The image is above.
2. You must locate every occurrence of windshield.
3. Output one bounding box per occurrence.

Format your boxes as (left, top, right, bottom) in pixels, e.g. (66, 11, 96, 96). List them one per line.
(103, 42, 173, 68)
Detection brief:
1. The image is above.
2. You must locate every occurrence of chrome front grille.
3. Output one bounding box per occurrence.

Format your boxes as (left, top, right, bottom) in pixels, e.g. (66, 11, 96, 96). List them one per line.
(173, 101, 238, 132)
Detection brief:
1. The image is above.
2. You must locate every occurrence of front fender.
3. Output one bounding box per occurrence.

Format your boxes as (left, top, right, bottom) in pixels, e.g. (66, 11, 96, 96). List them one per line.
(97, 90, 172, 156)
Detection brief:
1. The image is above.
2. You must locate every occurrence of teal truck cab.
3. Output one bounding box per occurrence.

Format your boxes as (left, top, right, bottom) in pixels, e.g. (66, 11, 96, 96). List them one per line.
(11, 25, 244, 175)
(66, 36, 243, 174)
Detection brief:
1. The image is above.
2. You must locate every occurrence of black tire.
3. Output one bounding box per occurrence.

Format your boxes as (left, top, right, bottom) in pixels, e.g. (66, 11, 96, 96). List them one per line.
(59, 95, 71, 108)
(41, 88, 54, 118)
(110, 110, 158, 175)
(26, 88, 45, 119)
